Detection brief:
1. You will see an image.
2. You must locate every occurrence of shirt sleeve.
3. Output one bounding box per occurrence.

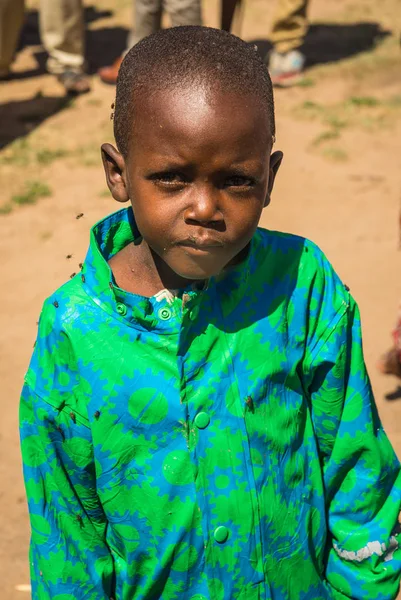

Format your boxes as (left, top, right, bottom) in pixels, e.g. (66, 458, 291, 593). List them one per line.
(305, 293, 401, 599)
(20, 299, 114, 599)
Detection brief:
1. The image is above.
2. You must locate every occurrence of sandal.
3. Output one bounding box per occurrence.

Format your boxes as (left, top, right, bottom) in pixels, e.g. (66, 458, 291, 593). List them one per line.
(267, 49, 305, 88)
(57, 70, 91, 95)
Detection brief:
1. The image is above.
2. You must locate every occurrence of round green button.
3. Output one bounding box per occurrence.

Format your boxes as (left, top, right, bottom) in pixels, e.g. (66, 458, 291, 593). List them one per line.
(116, 302, 127, 316)
(194, 411, 210, 429)
(158, 307, 172, 321)
(214, 526, 229, 543)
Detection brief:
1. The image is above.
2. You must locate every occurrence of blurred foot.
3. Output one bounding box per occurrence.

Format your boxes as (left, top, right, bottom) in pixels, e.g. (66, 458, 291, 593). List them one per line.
(267, 49, 305, 87)
(58, 70, 91, 95)
(98, 56, 123, 85)
(378, 348, 401, 379)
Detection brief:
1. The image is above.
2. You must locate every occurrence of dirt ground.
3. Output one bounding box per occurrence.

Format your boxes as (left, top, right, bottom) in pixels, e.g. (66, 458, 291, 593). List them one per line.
(1, 0, 401, 597)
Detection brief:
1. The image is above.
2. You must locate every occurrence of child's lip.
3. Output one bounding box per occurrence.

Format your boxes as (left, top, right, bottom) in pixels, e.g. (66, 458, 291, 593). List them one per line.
(175, 239, 225, 256)
(176, 237, 224, 249)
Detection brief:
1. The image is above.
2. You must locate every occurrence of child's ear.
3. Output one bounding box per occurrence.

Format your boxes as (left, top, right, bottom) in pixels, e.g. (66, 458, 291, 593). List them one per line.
(101, 143, 129, 203)
(264, 150, 283, 207)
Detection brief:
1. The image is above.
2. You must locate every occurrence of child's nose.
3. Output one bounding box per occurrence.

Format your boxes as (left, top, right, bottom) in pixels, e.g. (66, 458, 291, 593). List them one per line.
(185, 187, 223, 225)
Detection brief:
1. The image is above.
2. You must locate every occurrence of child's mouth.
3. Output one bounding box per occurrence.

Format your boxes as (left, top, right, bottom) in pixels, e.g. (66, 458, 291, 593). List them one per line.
(176, 239, 224, 255)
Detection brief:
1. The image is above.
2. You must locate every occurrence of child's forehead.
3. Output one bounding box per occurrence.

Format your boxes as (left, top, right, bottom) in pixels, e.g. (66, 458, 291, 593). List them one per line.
(132, 82, 270, 129)
(119, 80, 274, 158)
(127, 86, 272, 163)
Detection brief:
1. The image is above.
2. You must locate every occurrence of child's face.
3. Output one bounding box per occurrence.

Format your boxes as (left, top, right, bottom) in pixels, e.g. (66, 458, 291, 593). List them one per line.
(103, 85, 282, 282)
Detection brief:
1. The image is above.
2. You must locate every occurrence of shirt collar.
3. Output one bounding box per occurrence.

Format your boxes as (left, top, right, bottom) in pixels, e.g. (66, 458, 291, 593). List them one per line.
(82, 207, 257, 331)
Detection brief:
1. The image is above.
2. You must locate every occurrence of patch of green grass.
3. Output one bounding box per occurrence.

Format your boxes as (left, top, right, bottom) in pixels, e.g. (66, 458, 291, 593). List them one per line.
(0, 203, 13, 215)
(359, 113, 388, 131)
(1, 139, 70, 168)
(12, 181, 52, 206)
(81, 156, 99, 167)
(0, 137, 32, 167)
(348, 96, 380, 107)
(322, 147, 349, 162)
(295, 91, 401, 134)
(296, 77, 315, 88)
(71, 144, 101, 167)
(36, 148, 69, 165)
(301, 100, 321, 111)
(311, 129, 341, 147)
(301, 101, 344, 125)
(325, 115, 348, 130)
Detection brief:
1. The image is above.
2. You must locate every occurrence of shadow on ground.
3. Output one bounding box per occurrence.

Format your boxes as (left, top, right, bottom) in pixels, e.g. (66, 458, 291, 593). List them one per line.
(0, 94, 74, 149)
(0, 16, 391, 149)
(252, 21, 390, 66)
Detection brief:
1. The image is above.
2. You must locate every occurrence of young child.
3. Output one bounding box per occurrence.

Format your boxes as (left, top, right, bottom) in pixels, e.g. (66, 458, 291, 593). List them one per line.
(20, 26, 401, 600)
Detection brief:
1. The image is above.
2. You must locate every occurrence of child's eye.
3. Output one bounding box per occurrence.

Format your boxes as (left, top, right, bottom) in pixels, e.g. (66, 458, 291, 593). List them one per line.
(149, 172, 187, 187)
(224, 175, 255, 189)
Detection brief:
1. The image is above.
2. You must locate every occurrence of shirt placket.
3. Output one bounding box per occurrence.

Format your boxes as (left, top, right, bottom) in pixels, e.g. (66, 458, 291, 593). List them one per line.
(178, 289, 265, 600)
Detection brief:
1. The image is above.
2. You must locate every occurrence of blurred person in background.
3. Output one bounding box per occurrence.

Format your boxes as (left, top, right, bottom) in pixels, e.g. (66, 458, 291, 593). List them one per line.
(99, 0, 202, 84)
(222, 0, 309, 86)
(0, 0, 24, 79)
(0, 0, 89, 93)
(39, 0, 90, 94)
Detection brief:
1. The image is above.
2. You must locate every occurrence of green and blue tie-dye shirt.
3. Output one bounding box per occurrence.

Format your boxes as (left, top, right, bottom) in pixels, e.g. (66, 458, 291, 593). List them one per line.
(20, 207, 401, 600)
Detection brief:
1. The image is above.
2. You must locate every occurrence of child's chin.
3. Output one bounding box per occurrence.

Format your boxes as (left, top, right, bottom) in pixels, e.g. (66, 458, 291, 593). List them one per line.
(174, 260, 225, 282)
(178, 268, 221, 281)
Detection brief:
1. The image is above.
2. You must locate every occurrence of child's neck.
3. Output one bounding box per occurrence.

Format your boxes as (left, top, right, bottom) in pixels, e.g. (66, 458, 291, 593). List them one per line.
(108, 241, 204, 298)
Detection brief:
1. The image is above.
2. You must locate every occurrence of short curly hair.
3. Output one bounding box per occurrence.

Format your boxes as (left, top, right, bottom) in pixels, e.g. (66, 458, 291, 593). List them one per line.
(114, 25, 275, 157)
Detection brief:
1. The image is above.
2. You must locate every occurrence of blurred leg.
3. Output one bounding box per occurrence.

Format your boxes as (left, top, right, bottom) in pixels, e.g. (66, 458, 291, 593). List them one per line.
(221, 0, 241, 32)
(99, 0, 201, 86)
(0, 0, 25, 74)
(129, 0, 163, 48)
(270, 0, 309, 54)
(99, 0, 144, 84)
(166, 0, 202, 28)
(39, 0, 85, 74)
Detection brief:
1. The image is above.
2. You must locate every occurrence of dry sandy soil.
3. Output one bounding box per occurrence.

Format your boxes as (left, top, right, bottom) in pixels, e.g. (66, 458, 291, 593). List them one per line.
(1, 0, 401, 597)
